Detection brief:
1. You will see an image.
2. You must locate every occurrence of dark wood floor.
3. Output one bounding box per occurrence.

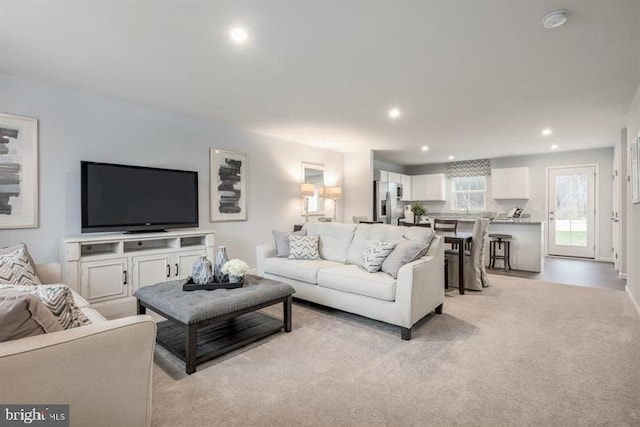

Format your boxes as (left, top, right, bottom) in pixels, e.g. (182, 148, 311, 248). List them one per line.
(489, 257, 626, 291)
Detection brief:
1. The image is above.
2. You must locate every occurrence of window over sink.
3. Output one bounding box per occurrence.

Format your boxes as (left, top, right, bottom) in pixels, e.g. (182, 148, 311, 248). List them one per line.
(451, 176, 486, 211)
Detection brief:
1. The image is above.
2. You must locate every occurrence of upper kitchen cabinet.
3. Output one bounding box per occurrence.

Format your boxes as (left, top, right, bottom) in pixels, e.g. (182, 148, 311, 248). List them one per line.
(492, 167, 530, 199)
(401, 174, 412, 201)
(410, 173, 446, 201)
(379, 170, 389, 182)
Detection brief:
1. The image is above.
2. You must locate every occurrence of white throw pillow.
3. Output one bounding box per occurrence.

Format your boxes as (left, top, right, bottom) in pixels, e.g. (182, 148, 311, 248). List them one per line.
(359, 240, 397, 273)
(288, 235, 321, 260)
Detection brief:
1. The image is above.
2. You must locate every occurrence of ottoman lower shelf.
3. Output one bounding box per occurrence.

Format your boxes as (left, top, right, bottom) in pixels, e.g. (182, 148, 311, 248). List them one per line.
(156, 312, 285, 369)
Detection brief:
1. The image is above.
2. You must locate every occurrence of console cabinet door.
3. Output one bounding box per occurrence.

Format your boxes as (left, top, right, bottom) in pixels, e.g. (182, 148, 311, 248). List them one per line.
(80, 258, 128, 304)
(131, 253, 172, 291)
(173, 251, 204, 280)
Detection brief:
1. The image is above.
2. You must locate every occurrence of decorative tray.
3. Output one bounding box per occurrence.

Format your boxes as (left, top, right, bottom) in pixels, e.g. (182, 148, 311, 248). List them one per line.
(182, 276, 244, 291)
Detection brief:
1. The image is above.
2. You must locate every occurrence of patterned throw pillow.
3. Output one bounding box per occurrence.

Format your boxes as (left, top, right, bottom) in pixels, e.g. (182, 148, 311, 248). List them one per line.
(273, 229, 307, 257)
(359, 240, 397, 273)
(0, 243, 42, 286)
(0, 284, 91, 330)
(288, 234, 321, 260)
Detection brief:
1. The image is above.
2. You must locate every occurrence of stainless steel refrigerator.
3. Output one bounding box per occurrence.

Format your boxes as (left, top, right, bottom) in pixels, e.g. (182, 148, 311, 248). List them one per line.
(374, 180, 403, 224)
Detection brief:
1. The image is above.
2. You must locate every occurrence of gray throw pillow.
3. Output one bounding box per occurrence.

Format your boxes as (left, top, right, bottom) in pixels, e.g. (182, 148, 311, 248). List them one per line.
(0, 290, 63, 342)
(359, 240, 397, 273)
(272, 229, 307, 258)
(0, 284, 92, 330)
(381, 239, 429, 279)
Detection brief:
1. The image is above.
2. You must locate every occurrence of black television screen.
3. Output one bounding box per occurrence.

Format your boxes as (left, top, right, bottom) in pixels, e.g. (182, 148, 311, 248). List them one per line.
(81, 161, 198, 233)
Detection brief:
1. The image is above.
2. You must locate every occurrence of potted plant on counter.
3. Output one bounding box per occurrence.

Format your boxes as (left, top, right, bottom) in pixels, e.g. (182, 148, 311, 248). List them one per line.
(411, 202, 427, 224)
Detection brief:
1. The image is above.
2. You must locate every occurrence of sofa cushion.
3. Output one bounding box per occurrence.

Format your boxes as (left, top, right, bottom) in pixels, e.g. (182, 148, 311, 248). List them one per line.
(0, 243, 42, 287)
(303, 223, 356, 263)
(0, 290, 63, 342)
(0, 284, 92, 329)
(359, 240, 397, 273)
(381, 239, 429, 279)
(264, 257, 343, 284)
(288, 234, 321, 260)
(346, 224, 433, 265)
(317, 265, 397, 302)
(272, 229, 307, 258)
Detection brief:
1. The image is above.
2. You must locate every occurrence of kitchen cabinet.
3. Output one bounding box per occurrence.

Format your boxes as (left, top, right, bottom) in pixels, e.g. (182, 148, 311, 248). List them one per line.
(401, 174, 412, 201)
(410, 173, 446, 201)
(492, 167, 530, 199)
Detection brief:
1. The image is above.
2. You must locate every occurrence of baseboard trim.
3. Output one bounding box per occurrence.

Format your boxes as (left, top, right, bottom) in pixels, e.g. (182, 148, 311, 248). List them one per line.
(626, 286, 640, 317)
(595, 256, 614, 263)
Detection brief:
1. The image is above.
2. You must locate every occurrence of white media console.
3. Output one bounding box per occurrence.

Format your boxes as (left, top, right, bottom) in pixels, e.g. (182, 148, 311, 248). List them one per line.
(60, 230, 215, 319)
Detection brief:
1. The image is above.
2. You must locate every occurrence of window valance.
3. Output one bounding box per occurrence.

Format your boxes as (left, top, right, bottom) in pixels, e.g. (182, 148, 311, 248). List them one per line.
(446, 159, 491, 177)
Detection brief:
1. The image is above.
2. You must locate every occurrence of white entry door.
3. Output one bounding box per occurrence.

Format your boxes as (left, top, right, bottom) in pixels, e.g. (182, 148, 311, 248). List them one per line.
(547, 166, 596, 258)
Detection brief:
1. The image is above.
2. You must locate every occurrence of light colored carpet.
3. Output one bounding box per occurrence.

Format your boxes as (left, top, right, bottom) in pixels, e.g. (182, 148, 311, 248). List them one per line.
(151, 275, 640, 426)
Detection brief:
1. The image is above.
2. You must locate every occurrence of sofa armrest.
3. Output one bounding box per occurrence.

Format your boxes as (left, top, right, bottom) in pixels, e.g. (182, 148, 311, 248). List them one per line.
(35, 262, 62, 284)
(0, 315, 156, 427)
(256, 244, 277, 276)
(395, 236, 445, 326)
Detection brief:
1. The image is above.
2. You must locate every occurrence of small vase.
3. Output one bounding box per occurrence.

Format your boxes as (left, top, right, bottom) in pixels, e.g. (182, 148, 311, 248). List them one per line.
(414, 215, 421, 224)
(192, 256, 213, 284)
(214, 246, 229, 283)
(229, 274, 242, 283)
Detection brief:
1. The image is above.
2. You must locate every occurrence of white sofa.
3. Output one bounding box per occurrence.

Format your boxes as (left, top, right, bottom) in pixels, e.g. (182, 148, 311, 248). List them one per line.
(257, 223, 444, 340)
(0, 263, 156, 427)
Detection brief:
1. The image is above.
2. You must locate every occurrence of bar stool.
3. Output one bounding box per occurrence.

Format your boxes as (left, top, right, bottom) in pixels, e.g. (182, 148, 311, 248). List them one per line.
(489, 234, 512, 271)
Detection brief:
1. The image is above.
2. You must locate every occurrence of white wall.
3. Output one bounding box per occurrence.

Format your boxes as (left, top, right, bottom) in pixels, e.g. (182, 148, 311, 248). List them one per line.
(0, 73, 343, 266)
(344, 151, 373, 223)
(625, 82, 640, 308)
(402, 148, 615, 260)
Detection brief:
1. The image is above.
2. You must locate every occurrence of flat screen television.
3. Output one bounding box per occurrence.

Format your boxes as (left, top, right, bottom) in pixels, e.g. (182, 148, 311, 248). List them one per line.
(81, 161, 199, 233)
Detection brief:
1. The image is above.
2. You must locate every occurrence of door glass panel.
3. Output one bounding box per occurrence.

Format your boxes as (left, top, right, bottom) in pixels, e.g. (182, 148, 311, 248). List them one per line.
(554, 173, 588, 247)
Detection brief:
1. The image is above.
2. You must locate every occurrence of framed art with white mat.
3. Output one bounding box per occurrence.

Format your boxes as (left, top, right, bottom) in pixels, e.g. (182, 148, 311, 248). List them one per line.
(209, 148, 247, 222)
(0, 113, 38, 229)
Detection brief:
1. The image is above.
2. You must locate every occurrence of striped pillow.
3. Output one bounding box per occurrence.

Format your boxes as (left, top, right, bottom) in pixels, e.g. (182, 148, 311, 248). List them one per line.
(359, 240, 397, 273)
(0, 243, 42, 287)
(288, 234, 321, 260)
(0, 284, 91, 329)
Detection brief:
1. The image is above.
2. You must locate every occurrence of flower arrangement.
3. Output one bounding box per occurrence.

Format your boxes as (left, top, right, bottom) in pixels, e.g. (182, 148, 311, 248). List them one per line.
(221, 258, 249, 277)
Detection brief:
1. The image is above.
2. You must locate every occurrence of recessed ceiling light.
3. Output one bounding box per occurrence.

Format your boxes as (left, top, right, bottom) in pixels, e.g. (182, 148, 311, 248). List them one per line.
(551, 145, 558, 150)
(1, 136, 9, 139)
(229, 26, 249, 44)
(388, 108, 401, 119)
(448, 155, 454, 160)
(421, 146, 429, 151)
(541, 128, 552, 136)
(542, 10, 569, 29)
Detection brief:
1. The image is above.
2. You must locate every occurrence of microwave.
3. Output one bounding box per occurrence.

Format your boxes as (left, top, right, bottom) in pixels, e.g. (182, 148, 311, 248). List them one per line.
(396, 185, 403, 199)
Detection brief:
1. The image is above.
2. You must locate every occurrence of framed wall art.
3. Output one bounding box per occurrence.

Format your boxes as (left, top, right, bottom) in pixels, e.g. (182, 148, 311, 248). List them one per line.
(0, 113, 38, 229)
(210, 148, 247, 222)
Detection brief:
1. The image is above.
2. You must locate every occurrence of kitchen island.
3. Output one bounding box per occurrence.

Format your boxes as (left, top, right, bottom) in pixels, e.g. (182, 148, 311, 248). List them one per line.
(454, 219, 545, 272)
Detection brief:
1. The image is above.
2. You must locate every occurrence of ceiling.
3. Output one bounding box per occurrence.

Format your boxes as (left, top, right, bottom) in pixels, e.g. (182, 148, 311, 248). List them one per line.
(1, 1, 639, 165)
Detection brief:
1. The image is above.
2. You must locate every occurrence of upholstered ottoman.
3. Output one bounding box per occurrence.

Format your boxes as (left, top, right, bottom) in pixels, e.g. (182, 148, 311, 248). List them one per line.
(135, 274, 295, 374)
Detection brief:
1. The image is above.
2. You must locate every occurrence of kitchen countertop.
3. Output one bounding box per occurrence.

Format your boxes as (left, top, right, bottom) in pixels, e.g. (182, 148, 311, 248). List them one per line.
(432, 217, 544, 225)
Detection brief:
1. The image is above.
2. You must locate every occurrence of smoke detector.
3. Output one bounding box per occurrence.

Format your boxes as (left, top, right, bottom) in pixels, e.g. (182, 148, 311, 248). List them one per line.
(542, 10, 569, 29)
